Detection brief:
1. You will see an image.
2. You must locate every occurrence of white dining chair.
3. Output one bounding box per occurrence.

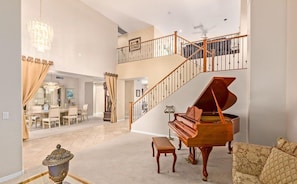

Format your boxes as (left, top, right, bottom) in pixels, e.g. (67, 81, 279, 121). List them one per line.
(27, 105, 42, 129)
(42, 108, 61, 128)
(63, 106, 78, 125)
(81, 104, 88, 121)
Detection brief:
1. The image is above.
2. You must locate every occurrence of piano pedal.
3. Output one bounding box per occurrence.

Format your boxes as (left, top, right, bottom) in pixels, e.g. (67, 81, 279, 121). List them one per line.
(185, 157, 198, 164)
(185, 158, 191, 163)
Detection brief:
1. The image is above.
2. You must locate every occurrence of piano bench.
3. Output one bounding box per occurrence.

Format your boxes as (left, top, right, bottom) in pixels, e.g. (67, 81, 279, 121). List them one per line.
(151, 137, 177, 173)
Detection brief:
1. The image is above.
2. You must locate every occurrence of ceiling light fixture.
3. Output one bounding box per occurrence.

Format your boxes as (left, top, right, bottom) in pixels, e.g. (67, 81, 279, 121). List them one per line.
(27, 0, 54, 52)
(43, 73, 60, 92)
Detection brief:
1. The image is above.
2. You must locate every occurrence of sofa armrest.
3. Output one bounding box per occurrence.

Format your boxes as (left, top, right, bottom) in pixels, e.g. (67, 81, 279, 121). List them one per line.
(232, 142, 272, 177)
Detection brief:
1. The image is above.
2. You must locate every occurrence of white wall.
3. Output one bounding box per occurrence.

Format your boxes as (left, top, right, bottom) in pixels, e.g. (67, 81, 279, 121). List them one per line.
(286, 0, 297, 142)
(22, 0, 118, 77)
(132, 70, 248, 143)
(0, 0, 23, 182)
(117, 80, 126, 121)
(85, 82, 93, 116)
(240, 0, 248, 35)
(117, 54, 185, 87)
(118, 26, 155, 48)
(125, 80, 134, 118)
(94, 83, 104, 117)
(78, 78, 86, 108)
(248, 0, 287, 145)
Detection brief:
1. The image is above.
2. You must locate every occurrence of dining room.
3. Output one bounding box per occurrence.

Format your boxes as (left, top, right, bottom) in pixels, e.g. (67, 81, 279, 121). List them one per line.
(24, 71, 106, 131)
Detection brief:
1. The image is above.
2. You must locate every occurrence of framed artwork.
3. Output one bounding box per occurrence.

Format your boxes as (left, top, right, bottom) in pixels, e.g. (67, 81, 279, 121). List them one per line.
(66, 88, 74, 99)
(129, 37, 141, 52)
(136, 89, 141, 97)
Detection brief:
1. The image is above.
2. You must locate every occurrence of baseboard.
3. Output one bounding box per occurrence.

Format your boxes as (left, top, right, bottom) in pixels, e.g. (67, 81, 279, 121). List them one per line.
(0, 170, 23, 183)
(117, 118, 126, 122)
(131, 129, 167, 137)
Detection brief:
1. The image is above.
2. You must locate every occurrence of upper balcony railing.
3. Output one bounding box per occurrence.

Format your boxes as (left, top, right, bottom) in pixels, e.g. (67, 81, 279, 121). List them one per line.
(185, 34, 248, 72)
(117, 32, 189, 63)
(117, 32, 248, 72)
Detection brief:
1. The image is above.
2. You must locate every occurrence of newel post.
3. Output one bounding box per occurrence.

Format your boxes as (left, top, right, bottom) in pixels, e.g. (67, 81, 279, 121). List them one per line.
(174, 31, 177, 54)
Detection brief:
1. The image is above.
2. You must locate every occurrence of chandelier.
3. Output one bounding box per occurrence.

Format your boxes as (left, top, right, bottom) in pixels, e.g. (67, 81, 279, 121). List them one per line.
(27, 0, 54, 52)
(43, 81, 60, 92)
(43, 73, 60, 92)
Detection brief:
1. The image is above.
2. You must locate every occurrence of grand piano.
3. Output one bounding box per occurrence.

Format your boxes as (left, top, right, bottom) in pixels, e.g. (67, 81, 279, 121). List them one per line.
(168, 77, 240, 181)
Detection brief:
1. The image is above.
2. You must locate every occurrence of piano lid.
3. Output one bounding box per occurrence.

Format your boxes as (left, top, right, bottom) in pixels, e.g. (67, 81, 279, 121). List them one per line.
(193, 77, 237, 112)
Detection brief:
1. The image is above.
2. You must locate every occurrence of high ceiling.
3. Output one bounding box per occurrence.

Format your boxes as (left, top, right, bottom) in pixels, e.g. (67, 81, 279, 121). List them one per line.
(79, 0, 241, 41)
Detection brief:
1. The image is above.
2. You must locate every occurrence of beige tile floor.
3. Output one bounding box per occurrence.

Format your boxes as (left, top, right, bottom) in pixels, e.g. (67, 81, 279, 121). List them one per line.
(23, 117, 130, 170)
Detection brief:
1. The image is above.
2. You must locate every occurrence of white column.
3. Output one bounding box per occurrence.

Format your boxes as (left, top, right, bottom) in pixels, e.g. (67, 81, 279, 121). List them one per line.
(286, 0, 297, 142)
(0, 0, 23, 182)
(248, 0, 287, 145)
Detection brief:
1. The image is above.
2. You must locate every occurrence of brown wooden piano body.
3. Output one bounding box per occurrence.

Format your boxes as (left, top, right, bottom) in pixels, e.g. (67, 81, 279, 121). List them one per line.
(168, 77, 240, 181)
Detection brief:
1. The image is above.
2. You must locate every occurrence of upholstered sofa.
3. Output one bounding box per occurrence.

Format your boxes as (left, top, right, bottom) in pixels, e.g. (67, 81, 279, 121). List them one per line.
(232, 137, 297, 184)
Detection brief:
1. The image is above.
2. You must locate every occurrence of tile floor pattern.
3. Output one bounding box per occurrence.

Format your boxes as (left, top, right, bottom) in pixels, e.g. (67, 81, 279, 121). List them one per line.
(23, 117, 130, 170)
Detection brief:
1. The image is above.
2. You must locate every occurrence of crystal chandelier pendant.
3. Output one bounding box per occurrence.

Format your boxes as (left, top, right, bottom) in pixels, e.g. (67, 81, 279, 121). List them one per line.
(27, 0, 54, 52)
(28, 20, 54, 52)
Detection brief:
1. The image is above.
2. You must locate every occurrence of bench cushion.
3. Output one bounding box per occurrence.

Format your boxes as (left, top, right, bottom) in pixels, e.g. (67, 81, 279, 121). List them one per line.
(152, 137, 175, 151)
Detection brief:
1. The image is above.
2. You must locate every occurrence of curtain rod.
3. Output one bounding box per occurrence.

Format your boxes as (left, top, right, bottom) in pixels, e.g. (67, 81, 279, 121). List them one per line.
(21, 55, 53, 65)
(104, 72, 118, 77)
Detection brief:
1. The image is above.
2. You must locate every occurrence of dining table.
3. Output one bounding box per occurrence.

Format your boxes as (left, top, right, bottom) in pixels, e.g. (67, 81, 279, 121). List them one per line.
(25, 108, 69, 129)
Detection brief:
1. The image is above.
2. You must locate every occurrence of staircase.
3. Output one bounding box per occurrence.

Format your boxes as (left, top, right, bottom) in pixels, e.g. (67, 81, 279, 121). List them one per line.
(119, 33, 248, 126)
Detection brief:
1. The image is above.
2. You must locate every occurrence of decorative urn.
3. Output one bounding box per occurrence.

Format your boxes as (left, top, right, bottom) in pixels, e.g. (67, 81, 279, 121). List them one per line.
(42, 144, 74, 184)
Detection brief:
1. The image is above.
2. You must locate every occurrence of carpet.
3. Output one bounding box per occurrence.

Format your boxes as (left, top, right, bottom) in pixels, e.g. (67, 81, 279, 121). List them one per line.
(70, 132, 233, 184)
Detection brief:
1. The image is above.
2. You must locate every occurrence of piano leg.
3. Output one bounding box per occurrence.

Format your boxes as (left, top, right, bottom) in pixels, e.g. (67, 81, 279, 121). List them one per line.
(188, 147, 198, 164)
(198, 146, 213, 181)
(156, 152, 160, 173)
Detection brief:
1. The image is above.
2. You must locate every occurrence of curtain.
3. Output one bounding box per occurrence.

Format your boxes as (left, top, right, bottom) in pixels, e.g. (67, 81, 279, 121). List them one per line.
(104, 72, 118, 123)
(22, 56, 53, 140)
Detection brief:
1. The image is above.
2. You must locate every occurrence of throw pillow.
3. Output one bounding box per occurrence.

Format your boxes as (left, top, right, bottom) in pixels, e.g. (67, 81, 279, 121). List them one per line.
(276, 137, 297, 156)
(259, 147, 297, 184)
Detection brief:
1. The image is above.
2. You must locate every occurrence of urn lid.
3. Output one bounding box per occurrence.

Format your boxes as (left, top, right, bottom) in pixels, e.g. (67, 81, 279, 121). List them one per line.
(42, 144, 74, 166)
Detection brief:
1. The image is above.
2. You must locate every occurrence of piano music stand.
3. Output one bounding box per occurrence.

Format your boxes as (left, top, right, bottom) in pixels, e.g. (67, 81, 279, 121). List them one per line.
(164, 105, 175, 140)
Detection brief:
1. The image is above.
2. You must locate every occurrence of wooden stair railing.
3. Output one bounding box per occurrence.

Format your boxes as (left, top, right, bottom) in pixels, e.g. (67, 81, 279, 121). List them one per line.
(128, 34, 248, 127)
